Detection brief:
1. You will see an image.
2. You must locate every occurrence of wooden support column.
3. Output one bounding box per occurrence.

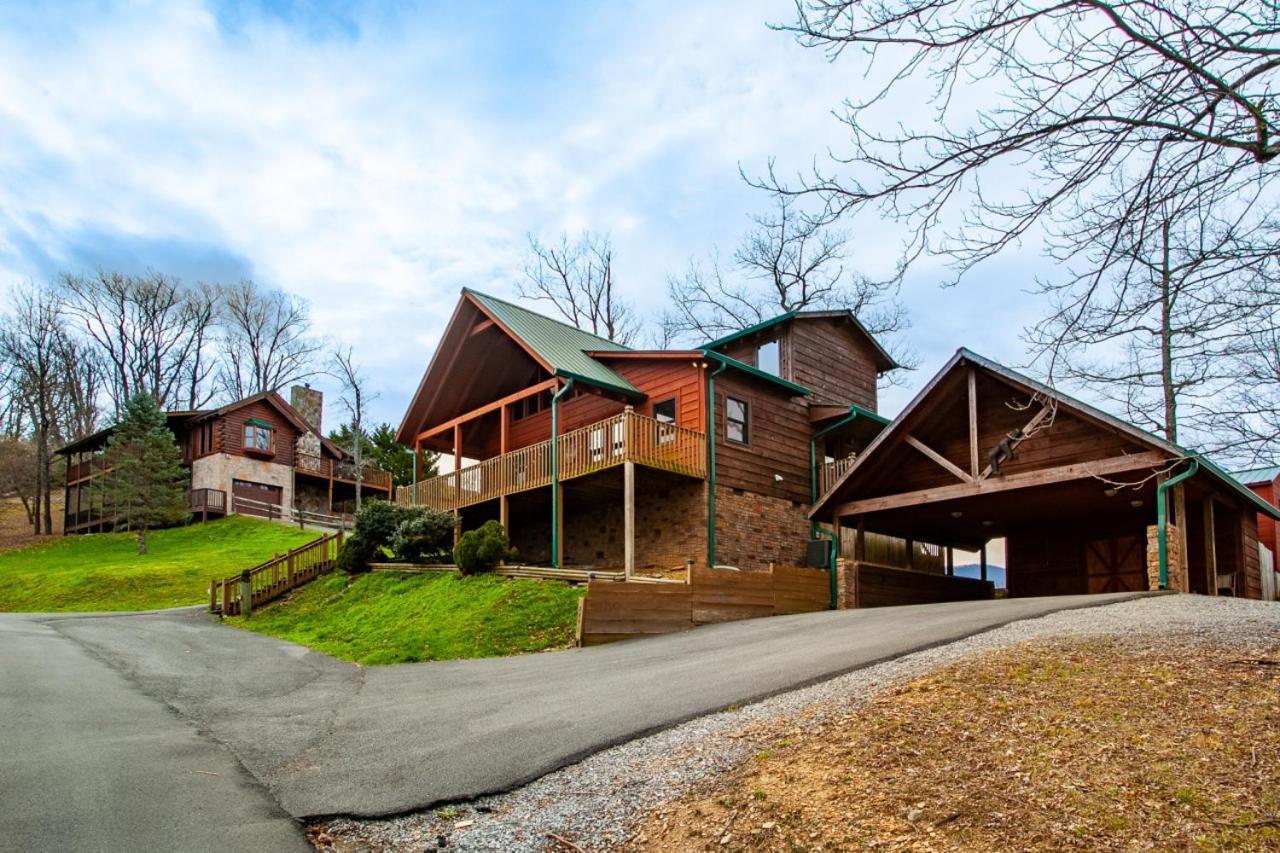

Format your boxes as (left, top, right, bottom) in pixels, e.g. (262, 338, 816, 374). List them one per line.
(905, 537, 915, 570)
(1203, 498, 1217, 596)
(498, 402, 510, 534)
(855, 517, 866, 562)
(832, 515, 843, 559)
(453, 423, 462, 545)
(980, 542, 988, 582)
(967, 367, 979, 479)
(1172, 482, 1189, 592)
(623, 460, 636, 580)
(946, 546, 954, 576)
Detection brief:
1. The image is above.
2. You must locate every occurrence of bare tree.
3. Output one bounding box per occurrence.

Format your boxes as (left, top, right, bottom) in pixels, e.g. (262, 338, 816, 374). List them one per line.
(60, 270, 217, 415)
(767, 1, 1280, 287)
(329, 346, 376, 512)
(1211, 309, 1280, 463)
(1026, 187, 1277, 447)
(520, 232, 640, 345)
(0, 286, 76, 534)
(664, 196, 911, 366)
(216, 280, 322, 401)
(0, 438, 39, 528)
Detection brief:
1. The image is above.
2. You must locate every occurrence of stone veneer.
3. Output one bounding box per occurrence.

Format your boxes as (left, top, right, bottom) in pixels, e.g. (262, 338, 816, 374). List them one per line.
(190, 453, 294, 513)
(1146, 523, 1186, 591)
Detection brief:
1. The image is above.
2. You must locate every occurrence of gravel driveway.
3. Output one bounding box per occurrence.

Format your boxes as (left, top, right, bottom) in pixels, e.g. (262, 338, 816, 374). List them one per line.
(316, 595, 1280, 852)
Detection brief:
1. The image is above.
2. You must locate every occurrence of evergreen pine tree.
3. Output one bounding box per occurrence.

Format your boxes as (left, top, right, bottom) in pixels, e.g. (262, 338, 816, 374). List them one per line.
(103, 393, 188, 554)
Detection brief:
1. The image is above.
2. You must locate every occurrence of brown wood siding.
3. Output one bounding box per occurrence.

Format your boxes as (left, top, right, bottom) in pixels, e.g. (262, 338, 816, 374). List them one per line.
(613, 360, 705, 432)
(501, 391, 627, 455)
(217, 400, 300, 466)
(786, 317, 878, 410)
(1242, 511, 1261, 600)
(713, 371, 811, 503)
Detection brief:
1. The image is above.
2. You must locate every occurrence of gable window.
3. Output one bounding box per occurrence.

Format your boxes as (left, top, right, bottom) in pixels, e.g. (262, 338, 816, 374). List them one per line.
(756, 339, 780, 376)
(725, 397, 749, 444)
(652, 397, 676, 424)
(243, 419, 274, 454)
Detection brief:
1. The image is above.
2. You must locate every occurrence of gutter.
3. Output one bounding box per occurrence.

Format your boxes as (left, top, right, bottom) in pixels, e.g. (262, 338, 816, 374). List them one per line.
(1156, 458, 1199, 589)
(705, 359, 728, 568)
(549, 378, 576, 568)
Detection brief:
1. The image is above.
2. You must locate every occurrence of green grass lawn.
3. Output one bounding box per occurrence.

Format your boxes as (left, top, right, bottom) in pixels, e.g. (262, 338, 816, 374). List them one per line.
(0, 516, 323, 612)
(228, 571, 586, 665)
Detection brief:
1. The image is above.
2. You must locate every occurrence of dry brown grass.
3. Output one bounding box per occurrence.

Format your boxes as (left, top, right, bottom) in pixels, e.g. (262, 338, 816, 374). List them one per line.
(628, 637, 1280, 852)
(0, 495, 60, 552)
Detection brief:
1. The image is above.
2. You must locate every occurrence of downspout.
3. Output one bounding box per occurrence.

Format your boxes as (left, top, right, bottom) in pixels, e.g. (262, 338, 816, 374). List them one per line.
(550, 378, 575, 569)
(704, 357, 728, 568)
(810, 408, 860, 609)
(1156, 457, 1198, 589)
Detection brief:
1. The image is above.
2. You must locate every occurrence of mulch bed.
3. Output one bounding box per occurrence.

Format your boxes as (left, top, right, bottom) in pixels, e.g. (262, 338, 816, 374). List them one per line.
(628, 636, 1280, 851)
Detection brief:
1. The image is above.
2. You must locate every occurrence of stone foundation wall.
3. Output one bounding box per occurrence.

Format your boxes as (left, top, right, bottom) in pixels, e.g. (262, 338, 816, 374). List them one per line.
(714, 486, 811, 570)
(191, 453, 294, 513)
(1146, 523, 1186, 591)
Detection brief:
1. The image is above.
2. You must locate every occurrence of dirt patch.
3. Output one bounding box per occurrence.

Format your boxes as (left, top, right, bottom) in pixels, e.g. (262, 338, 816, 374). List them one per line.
(628, 637, 1280, 852)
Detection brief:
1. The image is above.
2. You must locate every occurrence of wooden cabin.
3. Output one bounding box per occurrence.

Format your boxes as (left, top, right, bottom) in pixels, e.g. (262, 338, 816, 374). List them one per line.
(57, 386, 392, 533)
(395, 289, 898, 574)
(810, 350, 1280, 601)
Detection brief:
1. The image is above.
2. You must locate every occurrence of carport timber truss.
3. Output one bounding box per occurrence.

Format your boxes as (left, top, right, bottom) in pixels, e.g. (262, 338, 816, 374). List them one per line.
(812, 349, 1280, 600)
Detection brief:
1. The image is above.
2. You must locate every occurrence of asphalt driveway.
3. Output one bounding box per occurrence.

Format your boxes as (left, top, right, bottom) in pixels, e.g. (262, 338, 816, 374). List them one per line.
(2, 590, 1151, 838)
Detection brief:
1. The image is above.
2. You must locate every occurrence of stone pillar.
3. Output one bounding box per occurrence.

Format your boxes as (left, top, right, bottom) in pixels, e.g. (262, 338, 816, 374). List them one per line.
(836, 557, 851, 609)
(290, 384, 323, 433)
(1146, 523, 1187, 592)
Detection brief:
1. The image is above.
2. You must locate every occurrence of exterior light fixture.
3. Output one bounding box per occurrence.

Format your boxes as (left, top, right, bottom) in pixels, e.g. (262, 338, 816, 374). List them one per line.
(982, 520, 994, 527)
(1130, 499, 1144, 508)
(1104, 488, 1117, 497)
(950, 511, 963, 518)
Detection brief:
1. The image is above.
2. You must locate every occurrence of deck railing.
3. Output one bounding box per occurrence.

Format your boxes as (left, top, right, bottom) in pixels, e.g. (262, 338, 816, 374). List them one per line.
(296, 452, 393, 491)
(189, 488, 227, 514)
(398, 409, 707, 512)
(819, 454, 858, 495)
(210, 530, 342, 616)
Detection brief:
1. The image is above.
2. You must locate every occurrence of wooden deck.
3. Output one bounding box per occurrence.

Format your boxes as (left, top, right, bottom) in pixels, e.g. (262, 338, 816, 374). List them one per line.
(296, 453, 393, 491)
(398, 409, 707, 512)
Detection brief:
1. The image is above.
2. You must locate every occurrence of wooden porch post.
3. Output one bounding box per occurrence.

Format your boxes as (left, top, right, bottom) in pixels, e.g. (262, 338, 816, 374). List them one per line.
(453, 423, 462, 545)
(946, 546, 954, 576)
(905, 537, 915, 570)
(1203, 498, 1217, 596)
(624, 460, 635, 580)
(498, 402, 509, 533)
(980, 542, 988, 582)
(555, 483, 565, 568)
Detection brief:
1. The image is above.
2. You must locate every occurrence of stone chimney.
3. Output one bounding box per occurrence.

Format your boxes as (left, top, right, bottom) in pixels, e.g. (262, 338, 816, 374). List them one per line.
(290, 384, 323, 434)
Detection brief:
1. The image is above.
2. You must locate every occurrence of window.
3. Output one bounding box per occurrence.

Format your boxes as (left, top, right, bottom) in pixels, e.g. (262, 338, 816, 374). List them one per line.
(726, 397, 748, 444)
(243, 421, 273, 453)
(652, 398, 676, 423)
(512, 390, 554, 421)
(756, 339, 780, 376)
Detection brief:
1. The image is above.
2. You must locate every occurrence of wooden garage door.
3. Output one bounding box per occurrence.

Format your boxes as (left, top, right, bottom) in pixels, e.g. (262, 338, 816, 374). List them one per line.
(1085, 534, 1145, 593)
(232, 479, 282, 518)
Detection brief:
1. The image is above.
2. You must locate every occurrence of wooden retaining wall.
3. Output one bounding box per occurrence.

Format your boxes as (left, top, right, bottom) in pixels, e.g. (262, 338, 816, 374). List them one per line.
(578, 565, 829, 646)
(843, 561, 994, 608)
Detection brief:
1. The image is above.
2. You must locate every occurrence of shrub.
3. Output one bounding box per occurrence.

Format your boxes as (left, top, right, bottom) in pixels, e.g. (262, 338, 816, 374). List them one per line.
(453, 521, 512, 576)
(353, 500, 416, 550)
(390, 509, 455, 563)
(337, 535, 378, 575)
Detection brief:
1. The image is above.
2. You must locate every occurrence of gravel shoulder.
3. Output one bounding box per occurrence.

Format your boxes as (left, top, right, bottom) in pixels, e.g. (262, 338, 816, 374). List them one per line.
(314, 595, 1280, 852)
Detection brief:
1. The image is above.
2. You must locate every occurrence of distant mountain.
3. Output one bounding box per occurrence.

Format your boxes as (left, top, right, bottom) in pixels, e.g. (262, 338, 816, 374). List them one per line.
(952, 563, 1006, 588)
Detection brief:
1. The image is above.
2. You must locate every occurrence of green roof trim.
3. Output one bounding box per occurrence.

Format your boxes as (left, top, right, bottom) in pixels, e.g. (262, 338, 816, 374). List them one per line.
(245, 417, 274, 429)
(1233, 464, 1280, 486)
(464, 289, 642, 397)
(846, 402, 890, 427)
(702, 312, 796, 351)
(699, 349, 811, 396)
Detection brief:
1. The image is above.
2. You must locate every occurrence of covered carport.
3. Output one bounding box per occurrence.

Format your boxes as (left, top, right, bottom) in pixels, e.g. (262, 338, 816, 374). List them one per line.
(811, 350, 1279, 602)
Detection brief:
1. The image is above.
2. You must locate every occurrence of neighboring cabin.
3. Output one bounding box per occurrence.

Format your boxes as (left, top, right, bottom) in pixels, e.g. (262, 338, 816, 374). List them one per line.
(58, 386, 391, 534)
(1235, 464, 1279, 560)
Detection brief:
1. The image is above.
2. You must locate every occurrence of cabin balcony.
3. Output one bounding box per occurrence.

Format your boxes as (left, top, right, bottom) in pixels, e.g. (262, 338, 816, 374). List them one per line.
(398, 409, 707, 513)
(295, 453, 393, 492)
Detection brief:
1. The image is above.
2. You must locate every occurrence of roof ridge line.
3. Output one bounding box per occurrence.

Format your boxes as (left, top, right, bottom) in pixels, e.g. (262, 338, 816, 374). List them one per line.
(463, 287, 633, 352)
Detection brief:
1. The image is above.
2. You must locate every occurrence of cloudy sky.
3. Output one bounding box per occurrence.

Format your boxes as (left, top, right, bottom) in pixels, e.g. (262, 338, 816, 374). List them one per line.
(0, 0, 1047, 428)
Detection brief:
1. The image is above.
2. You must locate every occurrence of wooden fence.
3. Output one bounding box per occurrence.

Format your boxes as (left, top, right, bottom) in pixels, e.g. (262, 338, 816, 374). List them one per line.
(398, 409, 707, 512)
(210, 531, 342, 616)
(841, 561, 994, 609)
(577, 564, 830, 646)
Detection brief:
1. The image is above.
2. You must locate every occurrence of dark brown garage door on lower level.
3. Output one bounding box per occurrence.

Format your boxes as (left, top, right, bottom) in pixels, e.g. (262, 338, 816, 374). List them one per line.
(232, 479, 282, 517)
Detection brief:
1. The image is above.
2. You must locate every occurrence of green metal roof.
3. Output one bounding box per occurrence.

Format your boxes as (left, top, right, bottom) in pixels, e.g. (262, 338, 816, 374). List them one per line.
(1233, 464, 1280, 486)
(464, 289, 642, 397)
(703, 312, 796, 350)
(702, 309, 899, 372)
(700, 349, 812, 396)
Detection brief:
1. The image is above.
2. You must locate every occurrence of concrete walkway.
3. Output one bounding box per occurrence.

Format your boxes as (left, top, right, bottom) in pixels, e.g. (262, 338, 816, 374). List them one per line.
(4, 591, 1152, 829)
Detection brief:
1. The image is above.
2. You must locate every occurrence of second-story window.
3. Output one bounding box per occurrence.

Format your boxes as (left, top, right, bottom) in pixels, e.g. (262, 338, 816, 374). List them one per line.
(244, 421, 273, 453)
(652, 398, 676, 423)
(726, 397, 749, 444)
(756, 339, 780, 376)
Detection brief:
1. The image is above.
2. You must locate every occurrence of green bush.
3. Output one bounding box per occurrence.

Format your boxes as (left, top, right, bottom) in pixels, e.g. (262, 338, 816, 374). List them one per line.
(353, 500, 417, 550)
(337, 535, 378, 575)
(453, 521, 512, 576)
(390, 509, 455, 563)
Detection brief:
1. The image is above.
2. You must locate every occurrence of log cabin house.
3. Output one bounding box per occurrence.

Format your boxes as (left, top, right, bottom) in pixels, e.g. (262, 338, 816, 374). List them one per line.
(58, 385, 392, 533)
(810, 350, 1280, 602)
(395, 289, 897, 575)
